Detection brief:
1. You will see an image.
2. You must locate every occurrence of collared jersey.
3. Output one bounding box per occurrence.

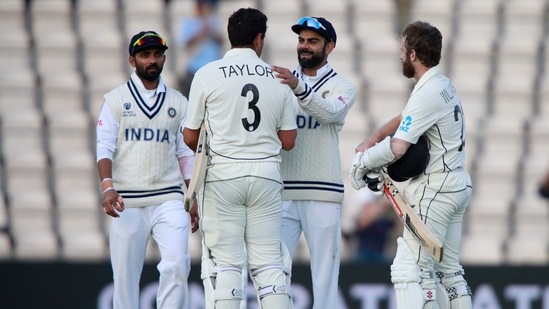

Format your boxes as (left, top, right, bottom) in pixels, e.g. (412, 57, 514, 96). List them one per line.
(96, 73, 192, 207)
(184, 48, 297, 165)
(280, 63, 357, 203)
(394, 65, 466, 174)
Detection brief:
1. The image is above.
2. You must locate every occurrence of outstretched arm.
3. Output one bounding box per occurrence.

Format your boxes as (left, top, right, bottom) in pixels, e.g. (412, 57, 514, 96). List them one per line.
(355, 114, 402, 153)
(272, 65, 355, 125)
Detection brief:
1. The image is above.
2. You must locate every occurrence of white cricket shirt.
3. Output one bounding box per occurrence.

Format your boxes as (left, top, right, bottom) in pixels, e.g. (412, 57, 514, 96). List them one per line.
(184, 48, 297, 165)
(394, 65, 466, 174)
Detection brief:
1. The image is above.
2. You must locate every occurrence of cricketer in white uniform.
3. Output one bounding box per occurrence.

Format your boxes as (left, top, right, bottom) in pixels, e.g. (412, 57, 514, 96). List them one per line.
(183, 8, 297, 309)
(96, 31, 195, 309)
(272, 17, 356, 309)
(351, 21, 473, 309)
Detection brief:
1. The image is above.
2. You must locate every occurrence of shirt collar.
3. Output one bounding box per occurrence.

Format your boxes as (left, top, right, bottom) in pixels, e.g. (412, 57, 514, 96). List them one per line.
(298, 63, 332, 83)
(130, 72, 166, 94)
(412, 65, 441, 95)
(223, 48, 259, 59)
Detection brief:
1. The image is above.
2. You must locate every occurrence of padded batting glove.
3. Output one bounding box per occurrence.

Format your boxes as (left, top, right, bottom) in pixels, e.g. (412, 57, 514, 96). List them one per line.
(349, 152, 368, 190)
(364, 169, 383, 198)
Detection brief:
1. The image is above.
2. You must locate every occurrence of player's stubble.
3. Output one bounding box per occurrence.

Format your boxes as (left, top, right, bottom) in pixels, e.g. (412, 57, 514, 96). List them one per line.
(136, 63, 163, 82)
(402, 52, 415, 79)
(298, 42, 328, 69)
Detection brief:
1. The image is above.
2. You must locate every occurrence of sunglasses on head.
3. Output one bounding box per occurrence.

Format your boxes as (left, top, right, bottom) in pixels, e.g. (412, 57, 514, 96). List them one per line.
(296, 17, 326, 31)
(133, 33, 166, 48)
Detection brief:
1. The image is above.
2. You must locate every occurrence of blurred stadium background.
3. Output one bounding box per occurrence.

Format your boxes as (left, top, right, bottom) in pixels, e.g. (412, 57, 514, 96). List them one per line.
(1, 0, 549, 268)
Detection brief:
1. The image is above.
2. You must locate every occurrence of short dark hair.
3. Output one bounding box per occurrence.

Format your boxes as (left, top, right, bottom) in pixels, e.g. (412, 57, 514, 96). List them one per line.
(227, 8, 267, 48)
(402, 21, 442, 68)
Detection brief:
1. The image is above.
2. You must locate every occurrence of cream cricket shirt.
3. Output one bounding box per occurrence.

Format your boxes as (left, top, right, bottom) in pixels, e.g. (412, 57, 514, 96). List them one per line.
(394, 65, 466, 174)
(96, 73, 193, 207)
(280, 64, 356, 203)
(184, 48, 297, 167)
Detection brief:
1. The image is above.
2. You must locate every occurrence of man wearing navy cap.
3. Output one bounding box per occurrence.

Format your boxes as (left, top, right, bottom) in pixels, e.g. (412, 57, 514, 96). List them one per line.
(97, 30, 197, 308)
(272, 17, 357, 309)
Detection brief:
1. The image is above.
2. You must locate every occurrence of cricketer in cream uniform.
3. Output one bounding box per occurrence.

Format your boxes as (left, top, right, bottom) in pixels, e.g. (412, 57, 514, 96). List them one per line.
(97, 31, 195, 309)
(183, 8, 297, 309)
(351, 21, 473, 309)
(272, 16, 356, 309)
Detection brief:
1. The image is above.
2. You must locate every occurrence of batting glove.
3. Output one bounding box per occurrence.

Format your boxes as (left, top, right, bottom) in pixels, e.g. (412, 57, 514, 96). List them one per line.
(350, 152, 368, 190)
(364, 169, 383, 198)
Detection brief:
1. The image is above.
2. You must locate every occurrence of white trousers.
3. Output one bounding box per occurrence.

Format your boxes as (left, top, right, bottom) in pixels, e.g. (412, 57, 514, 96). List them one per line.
(281, 200, 341, 309)
(402, 169, 472, 289)
(109, 200, 190, 309)
(198, 163, 289, 308)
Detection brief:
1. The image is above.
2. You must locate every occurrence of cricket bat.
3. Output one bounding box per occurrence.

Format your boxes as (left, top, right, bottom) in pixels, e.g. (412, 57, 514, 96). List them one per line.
(382, 177, 444, 262)
(184, 123, 208, 212)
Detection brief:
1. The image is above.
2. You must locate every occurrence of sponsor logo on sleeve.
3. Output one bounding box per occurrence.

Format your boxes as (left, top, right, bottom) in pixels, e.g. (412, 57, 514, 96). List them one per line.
(399, 116, 412, 132)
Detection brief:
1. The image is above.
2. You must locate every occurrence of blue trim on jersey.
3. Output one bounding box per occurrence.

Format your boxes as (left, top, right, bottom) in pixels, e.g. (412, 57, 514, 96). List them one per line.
(127, 79, 166, 120)
(296, 84, 312, 100)
(283, 180, 344, 193)
(312, 69, 337, 91)
(118, 185, 185, 199)
(292, 68, 338, 100)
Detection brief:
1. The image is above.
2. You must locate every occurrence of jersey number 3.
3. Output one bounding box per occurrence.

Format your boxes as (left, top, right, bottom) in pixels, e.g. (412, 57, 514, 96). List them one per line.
(241, 83, 261, 132)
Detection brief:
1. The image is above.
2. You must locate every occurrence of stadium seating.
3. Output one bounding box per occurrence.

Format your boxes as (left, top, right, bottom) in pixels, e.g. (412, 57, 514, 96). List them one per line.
(1, 0, 548, 265)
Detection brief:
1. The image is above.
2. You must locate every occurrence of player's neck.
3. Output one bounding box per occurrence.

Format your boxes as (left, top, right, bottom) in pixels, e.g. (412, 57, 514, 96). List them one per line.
(302, 59, 328, 77)
(302, 68, 318, 77)
(140, 78, 160, 90)
(414, 66, 430, 82)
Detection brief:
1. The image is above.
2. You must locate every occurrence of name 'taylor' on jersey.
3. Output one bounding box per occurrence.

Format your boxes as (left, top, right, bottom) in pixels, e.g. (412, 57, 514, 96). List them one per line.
(218, 64, 275, 78)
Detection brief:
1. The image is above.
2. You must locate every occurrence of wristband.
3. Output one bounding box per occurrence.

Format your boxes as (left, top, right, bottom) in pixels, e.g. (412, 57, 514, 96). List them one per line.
(101, 178, 114, 192)
(102, 187, 114, 195)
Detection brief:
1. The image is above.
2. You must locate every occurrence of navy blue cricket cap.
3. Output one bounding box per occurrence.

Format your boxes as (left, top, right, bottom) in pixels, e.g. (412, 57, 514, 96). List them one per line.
(291, 16, 337, 44)
(129, 31, 168, 56)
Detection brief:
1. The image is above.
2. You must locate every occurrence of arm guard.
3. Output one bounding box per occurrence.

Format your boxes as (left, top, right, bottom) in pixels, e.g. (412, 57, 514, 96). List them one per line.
(361, 136, 395, 170)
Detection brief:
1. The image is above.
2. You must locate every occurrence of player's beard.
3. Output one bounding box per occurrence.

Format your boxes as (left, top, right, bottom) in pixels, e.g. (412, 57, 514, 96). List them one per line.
(402, 53, 415, 79)
(298, 47, 326, 69)
(136, 64, 163, 82)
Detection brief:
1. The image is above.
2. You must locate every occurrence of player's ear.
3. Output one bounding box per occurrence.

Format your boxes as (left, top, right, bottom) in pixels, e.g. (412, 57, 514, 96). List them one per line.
(129, 55, 136, 68)
(409, 49, 417, 62)
(325, 40, 335, 56)
(252, 33, 265, 56)
(254, 33, 264, 45)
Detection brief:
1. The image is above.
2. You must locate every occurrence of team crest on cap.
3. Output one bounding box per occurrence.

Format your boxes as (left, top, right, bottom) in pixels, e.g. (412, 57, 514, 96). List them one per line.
(168, 107, 176, 118)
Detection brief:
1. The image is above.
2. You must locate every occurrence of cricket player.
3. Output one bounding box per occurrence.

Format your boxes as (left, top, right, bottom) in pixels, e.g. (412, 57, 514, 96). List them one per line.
(272, 16, 357, 309)
(350, 21, 473, 309)
(183, 8, 297, 309)
(96, 31, 196, 308)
